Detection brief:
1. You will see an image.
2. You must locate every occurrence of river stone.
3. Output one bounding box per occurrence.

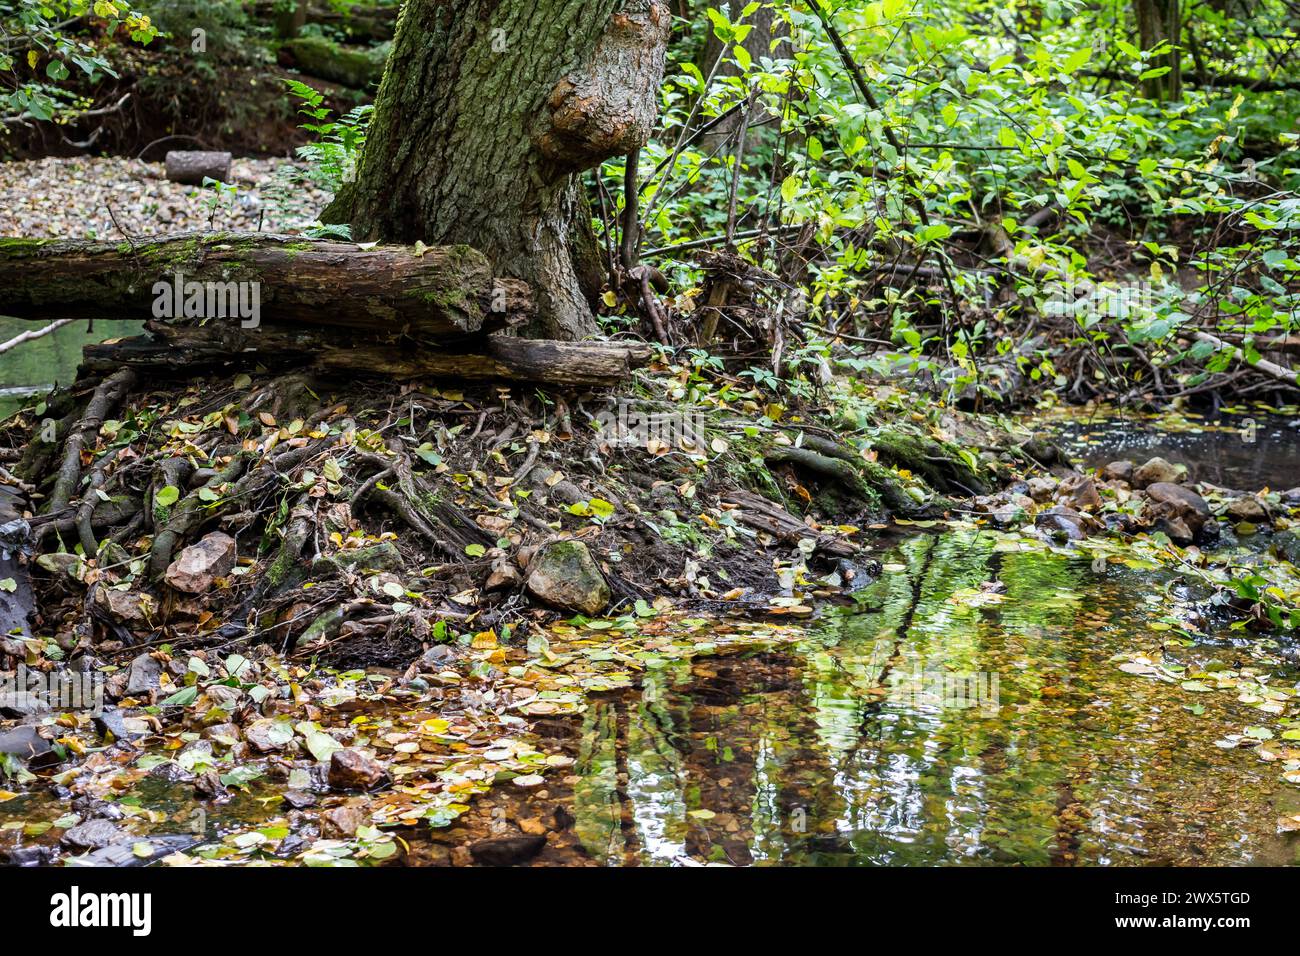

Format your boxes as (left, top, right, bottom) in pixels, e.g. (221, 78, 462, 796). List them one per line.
(164, 531, 237, 593)
(484, 560, 522, 592)
(328, 748, 388, 791)
(124, 652, 163, 696)
(1099, 460, 1134, 483)
(1057, 474, 1102, 511)
(93, 587, 155, 626)
(62, 817, 124, 851)
(0, 725, 51, 761)
(320, 805, 365, 838)
(1132, 456, 1181, 488)
(312, 541, 403, 574)
(1025, 476, 1057, 503)
(1275, 530, 1300, 564)
(0, 687, 48, 719)
(1144, 482, 1211, 543)
(469, 834, 546, 866)
(93, 708, 149, 742)
(1034, 506, 1085, 541)
(1223, 496, 1268, 522)
(525, 540, 611, 615)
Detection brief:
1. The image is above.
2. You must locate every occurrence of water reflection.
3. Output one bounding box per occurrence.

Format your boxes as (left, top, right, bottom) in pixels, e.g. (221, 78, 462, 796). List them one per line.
(569, 531, 1300, 866)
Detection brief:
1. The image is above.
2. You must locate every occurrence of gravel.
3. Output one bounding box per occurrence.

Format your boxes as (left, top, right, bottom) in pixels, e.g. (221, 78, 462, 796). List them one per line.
(0, 156, 333, 239)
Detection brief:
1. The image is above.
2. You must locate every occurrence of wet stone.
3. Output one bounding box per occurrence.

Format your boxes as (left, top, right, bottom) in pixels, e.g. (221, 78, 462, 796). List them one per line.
(328, 748, 387, 791)
(124, 653, 163, 696)
(469, 834, 546, 866)
(61, 818, 124, 851)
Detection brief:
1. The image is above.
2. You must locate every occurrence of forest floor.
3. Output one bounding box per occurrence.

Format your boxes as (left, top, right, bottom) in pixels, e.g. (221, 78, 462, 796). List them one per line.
(4, 349, 1300, 864)
(0, 156, 327, 238)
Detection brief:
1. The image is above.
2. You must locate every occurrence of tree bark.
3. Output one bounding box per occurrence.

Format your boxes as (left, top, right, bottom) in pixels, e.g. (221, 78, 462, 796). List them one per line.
(1134, 0, 1182, 100)
(333, 0, 672, 341)
(81, 330, 651, 387)
(0, 232, 528, 340)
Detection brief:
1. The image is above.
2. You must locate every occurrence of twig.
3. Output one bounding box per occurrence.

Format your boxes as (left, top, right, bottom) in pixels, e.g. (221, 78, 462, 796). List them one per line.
(0, 319, 75, 355)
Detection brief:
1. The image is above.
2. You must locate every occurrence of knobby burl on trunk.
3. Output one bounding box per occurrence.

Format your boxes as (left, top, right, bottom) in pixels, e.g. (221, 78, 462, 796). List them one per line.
(332, 0, 671, 341)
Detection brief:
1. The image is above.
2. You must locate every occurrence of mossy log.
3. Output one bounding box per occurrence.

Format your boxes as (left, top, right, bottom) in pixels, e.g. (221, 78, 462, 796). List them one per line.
(277, 36, 390, 88)
(0, 232, 527, 340)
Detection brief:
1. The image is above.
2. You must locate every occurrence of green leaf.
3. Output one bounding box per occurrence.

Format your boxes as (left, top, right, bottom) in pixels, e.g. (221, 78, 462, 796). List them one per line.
(780, 174, 801, 204)
(160, 686, 198, 708)
(155, 485, 180, 507)
(1061, 47, 1092, 75)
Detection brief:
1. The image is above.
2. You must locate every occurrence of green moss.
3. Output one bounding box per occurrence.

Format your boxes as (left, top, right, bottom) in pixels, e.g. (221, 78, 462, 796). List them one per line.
(868, 428, 986, 495)
(0, 237, 49, 255)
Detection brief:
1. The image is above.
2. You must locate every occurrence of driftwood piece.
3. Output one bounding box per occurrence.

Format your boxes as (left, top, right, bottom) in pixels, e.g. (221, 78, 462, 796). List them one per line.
(0, 232, 526, 340)
(720, 488, 857, 558)
(164, 150, 232, 185)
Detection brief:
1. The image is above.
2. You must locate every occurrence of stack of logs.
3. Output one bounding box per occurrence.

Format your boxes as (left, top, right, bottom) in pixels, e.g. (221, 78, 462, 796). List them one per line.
(0, 232, 651, 387)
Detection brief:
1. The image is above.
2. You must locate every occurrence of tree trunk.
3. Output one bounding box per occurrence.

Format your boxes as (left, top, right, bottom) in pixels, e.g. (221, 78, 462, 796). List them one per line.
(694, 1, 785, 153)
(1134, 0, 1182, 100)
(334, 0, 672, 341)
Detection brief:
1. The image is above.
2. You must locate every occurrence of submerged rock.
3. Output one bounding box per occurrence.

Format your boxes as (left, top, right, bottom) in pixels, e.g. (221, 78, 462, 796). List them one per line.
(320, 805, 365, 838)
(1035, 506, 1086, 541)
(469, 834, 546, 866)
(525, 540, 611, 615)
(62, 818, 124, 851)
(165, 531, 237, 593)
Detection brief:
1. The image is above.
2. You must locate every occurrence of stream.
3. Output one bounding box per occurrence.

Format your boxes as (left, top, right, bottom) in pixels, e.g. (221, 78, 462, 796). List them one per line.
(514, 528, 1299, 866)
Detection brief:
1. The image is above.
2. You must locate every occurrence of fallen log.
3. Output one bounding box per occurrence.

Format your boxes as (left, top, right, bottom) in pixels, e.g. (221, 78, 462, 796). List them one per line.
(1186, 330, 1299, 386)
(0, 232, 527, 340)
(164, 150, 232, 185)
(278, 36, 389, 89)
(81, 331, 652, 388)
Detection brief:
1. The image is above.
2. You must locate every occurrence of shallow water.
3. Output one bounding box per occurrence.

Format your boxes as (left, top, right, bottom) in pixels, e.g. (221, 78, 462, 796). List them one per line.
(538, 530, 1300, 866)
(1057, 410, 1300, 491)
(0, 317, 141, 417)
